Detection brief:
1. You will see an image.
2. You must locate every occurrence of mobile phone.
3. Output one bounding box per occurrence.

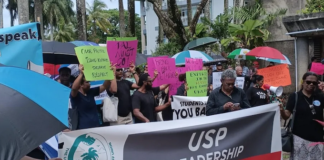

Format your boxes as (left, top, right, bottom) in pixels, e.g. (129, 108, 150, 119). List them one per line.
(233, 103, 240, 107)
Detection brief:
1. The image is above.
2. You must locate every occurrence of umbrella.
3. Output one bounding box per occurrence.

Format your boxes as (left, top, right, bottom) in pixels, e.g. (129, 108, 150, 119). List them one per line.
(258, 55, 291, 65)
(183, 37, 217, 50)
(227, 48, 256, 60)
(210, 53, 227, 62)
(246, 47, 285, 60)
(0, 64, 70, 160)
(172, 50, 214, 65)
(136, 54, 151, 66)
(42, 41, 99, 64)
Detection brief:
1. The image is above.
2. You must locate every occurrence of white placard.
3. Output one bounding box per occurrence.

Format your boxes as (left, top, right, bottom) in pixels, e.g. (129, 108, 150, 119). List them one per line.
(213, 72, 245, 89)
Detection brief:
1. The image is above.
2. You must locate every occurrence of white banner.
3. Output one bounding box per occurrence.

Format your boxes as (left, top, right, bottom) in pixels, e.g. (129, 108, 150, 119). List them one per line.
(58, 103, 282, 160)
(213, 72, 244, 89)
(171, 96, 207, 120)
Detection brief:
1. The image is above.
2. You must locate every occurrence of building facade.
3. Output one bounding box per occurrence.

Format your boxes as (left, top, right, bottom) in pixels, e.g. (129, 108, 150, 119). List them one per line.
(138, 0, 235, 55)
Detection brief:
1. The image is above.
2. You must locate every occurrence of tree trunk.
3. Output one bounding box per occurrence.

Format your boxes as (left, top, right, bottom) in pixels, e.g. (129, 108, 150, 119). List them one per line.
(50, 17, 54, 41)
(0, 0, 3, 28)
(77, 0, 87, 40)
(187, 0, 192, 25)
(189, 0, 209, 36)
(128, 0, 135, 36)
(10, 10, 14, 26)
(18, 0, 29, 24)
(34, 0, 43, 39)
(205, 0, 210, 20)
(224, 0, 228, 12)
(119, 0, 126, 37)
(158, 0, 164, 44)
(168, 0, 187, 47)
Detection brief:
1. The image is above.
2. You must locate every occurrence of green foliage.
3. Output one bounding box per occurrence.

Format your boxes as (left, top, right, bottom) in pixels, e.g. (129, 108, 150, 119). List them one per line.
(201, 11, 232, 40)
(221, 20, 269, 50)
(152, 41, 182, 57)
(300, 0, 324, 14)
(53, 18, 75, 42)
(184, 23, 208, 41)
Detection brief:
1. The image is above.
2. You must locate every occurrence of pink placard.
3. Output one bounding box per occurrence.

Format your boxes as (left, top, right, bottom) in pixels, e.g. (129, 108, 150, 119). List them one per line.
(169, 80, 183, 96)
(176, 67, 188, 74)
(185, 58, 203, 71)
(147, 57, 169, 84)
(152, 58, 177, 86)
(107, 40, 138, 69)
(310, 62, 324, 75)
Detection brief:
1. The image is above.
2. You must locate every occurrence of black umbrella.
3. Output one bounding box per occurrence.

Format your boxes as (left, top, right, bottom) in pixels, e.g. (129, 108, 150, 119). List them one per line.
(136, 54, 151, 66)
(42, 41, 79, 64)
(210, 53, 227, 62)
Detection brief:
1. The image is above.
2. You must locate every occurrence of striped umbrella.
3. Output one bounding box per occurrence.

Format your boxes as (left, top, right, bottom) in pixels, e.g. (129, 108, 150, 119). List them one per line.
(172, 50, 214, 65)
(227, 48, 256, 60)
(0, 64, 70, 160)
(258, 55, 291, 65)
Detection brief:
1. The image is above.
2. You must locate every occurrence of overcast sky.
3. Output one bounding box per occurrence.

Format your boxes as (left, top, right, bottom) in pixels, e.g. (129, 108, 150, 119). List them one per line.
(2, 0, 141, 28)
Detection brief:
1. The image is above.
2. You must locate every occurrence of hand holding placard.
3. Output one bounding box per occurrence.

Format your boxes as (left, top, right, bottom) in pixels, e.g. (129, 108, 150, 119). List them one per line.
(75, 46, 114, 81)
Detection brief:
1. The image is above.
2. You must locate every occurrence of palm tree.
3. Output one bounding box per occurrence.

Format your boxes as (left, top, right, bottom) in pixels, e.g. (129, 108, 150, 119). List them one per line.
(86, 0, 110, 37)
(128, 0, 135, 36)
(0, 0, 3, 28)
(43, 0, 71, 40)
(6, 0, 18, 26)
(53, 18, 75, 42)
(119, 0, 125, 37)
(17, 0, 29, 24)
(34, 0, 43, 38)
(81, 147, 99, 160)
(76, 0, 87, 40)
(224, 0, 228, 12)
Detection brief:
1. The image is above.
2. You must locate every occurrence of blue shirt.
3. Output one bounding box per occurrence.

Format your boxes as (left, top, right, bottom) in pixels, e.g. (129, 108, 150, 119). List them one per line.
(70, 87, 100, 129)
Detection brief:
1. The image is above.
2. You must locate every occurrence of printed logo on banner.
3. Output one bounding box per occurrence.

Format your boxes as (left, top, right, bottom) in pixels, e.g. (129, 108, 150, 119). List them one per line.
(63, 133, 113, 160)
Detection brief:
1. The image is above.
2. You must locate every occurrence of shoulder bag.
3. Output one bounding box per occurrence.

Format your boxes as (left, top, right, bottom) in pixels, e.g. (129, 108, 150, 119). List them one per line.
(281, 92, 298, 152)
(103, 95, 119, 122)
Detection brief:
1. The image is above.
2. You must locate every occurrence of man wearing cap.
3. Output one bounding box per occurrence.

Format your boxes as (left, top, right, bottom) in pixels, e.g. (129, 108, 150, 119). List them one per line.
(214, 62, 223, 72)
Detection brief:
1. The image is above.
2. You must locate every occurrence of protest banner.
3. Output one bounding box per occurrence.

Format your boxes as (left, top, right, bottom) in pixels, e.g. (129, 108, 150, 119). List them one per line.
(171, 96, 207, 120)
(106, 40, 138, 69)
(185, 58, 203, 71)
(0, 22, 43, 74)
(107, 37, 137, 41)
(75, 46, 114, 81)
(58, 103, 282, 160)
(310, 62, 324, 75)
(258, 64, 291, 87)
(186, 70, 208, 97)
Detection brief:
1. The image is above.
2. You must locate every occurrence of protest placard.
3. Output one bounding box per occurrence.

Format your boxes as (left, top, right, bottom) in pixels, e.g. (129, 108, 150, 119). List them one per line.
(169, 80, 183, 96)
(59, 104, 282, 160)
(147, 57, 169, 87)
(310, 62, 324, 75)
(258, 64, 291, 87)
(213, 72, 244, 89)
(171, 96, 207, 120)
(185, 58, 203, 71)
(186, 70, 208, 97)
(107, 37, 137, 41)
(75, 46, 114, 81)
(107, 40, 138, 69)
(152, 58, 177, 86)
(176, 67, 188, 74)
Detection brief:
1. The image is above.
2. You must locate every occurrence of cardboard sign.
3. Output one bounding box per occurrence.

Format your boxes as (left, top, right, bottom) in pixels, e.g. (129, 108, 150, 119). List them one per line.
(106, 40, 138, 69)
(176, 67, 188, 74)
(212, 72, 244, 89)
(75, 46, 114, 81)
(171, 96, 207, 120)
(185, 58, 203, 71)
(152, 58, 177, 86)
(186, 70, 208, 97)
(257, 64, 291, 87)
(147, 57, 169, 87)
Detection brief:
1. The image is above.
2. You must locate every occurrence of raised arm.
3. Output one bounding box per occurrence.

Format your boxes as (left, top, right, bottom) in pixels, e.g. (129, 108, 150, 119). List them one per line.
(155, 98, 171, 112)
(152, 70, 158, 82)
(129, 63, 140, 89)
(71, 65, 84, 97)
(104, 64, 116, 93)
(159, 84, 170, 91)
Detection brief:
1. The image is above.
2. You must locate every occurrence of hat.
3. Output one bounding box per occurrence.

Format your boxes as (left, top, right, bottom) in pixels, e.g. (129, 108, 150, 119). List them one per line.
(216, 62, 222, 66)
(58, 67, 71, 73)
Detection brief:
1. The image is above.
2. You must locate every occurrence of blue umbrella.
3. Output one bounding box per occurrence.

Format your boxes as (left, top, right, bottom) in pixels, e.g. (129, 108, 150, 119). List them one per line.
(0, 64, 70, 160)
(172, 50, 214, 65)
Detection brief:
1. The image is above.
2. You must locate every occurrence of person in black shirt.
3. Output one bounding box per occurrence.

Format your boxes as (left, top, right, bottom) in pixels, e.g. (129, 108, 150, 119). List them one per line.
(246, 75, 268, 107)
(176, 73, 187, 96)
(58, 67, 72, 87)
(132, 73, 170, 123)
(108, 63, 140, 125)
(308, 57, 317, 71)
(280, 72, 324, 159)
(235, 66, 251, 92)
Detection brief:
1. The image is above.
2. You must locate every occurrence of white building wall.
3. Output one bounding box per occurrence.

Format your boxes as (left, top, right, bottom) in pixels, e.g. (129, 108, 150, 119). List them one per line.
(144, 1, 159, 55)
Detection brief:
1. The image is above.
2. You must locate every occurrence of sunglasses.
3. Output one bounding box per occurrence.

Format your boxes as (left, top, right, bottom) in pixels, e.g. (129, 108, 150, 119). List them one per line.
(225, 83, 235, 86)
(305, 81, 318, 85)
(116, 69, 123, 72)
